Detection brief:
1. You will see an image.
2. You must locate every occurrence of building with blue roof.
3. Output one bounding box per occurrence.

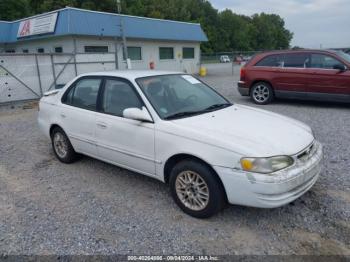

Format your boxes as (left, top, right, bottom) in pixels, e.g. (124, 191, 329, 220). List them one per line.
(0, 7, 207, 73)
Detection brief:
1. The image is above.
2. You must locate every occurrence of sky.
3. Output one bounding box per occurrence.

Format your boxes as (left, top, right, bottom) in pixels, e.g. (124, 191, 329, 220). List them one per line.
(210, 0, 350, 49)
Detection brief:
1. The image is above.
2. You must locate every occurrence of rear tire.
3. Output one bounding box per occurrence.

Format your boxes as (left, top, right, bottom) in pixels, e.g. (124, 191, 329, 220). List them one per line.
(250, 82, 274, 105)
(169, 160, 226, 218)
(51, 127, 78, 164)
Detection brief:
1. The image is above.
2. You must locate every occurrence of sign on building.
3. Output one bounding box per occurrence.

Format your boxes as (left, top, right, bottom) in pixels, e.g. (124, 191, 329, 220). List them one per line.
(17, 13, 58, 38)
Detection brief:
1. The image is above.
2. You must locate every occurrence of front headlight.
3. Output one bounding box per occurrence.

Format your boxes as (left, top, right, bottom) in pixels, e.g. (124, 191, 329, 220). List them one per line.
(240, 156, 294, 174)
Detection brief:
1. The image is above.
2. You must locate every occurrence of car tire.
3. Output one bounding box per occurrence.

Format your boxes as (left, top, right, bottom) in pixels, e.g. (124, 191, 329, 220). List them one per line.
(51, 127, 78, 163)
(250, 82, 274, 105)
(169, 160, 226, 218)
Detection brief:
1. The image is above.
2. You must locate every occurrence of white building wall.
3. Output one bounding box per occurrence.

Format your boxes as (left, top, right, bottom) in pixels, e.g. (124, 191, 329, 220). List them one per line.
(1, 35, 201, 74)
(118, 39, 200, 74)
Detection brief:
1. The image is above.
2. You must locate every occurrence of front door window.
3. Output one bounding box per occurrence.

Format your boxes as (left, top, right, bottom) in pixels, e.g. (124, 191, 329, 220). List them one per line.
(101, 79, 143, 117)
(310, 54, 345, 69)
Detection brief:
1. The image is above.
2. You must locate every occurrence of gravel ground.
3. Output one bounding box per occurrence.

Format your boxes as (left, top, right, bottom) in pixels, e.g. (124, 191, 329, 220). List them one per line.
(0, 63, 349, 256)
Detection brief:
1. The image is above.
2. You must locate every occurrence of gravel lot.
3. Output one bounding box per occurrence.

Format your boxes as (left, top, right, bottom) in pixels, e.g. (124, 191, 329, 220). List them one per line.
(0, 63, 349, 256)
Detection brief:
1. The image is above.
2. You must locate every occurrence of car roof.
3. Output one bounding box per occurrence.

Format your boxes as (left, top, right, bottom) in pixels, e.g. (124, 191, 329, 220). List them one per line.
(257, 49, 339, 56)
(78, 70, 184, 80)
(246, 49, 350, 67)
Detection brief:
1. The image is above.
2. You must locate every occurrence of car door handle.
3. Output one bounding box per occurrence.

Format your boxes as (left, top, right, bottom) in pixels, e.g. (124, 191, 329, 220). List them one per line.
(97, 122, 107, 129)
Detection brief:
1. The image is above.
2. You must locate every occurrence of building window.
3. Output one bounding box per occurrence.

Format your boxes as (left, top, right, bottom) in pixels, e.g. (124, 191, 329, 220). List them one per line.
(84, 46, 109, 53)
(159, 47, 174, 60)
(183, 47, 195, 59)
(55, 47, 63, 53)
(37, 48, 45, 53)
(22, 49, 29, 53)
(5, 49, 15, 53)
(124, 46, 142, 60)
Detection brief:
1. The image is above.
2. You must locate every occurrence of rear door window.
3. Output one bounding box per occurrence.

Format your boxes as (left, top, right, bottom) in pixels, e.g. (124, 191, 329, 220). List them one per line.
(310, 54, 345, 69)
(63, 78, 102, 111)
(283, 53, 310, 68)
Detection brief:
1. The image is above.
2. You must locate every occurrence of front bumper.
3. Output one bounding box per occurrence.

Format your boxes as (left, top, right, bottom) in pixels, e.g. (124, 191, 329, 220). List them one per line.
(214, 141, 323, 208)
(237, 81, 249, 96)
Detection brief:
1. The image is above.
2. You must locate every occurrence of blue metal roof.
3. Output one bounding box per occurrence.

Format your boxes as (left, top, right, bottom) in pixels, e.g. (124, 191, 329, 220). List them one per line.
(0, 7, 208, 43)
(0, 22, 11, 42)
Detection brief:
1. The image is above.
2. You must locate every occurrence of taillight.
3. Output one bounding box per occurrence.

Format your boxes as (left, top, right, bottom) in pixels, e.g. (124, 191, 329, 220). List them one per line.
(240, 67, 246, 81)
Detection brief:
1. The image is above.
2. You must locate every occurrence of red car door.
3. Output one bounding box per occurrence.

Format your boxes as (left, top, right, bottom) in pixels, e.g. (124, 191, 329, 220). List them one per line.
(308, 53, 350, 97)
(273, 53, 313, 94)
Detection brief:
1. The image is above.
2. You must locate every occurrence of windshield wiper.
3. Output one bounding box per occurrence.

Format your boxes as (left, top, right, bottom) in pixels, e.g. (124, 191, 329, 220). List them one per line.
(164, 111, 201, 120)
(204, 103, 232, 111)
(164, 103, 232, 120)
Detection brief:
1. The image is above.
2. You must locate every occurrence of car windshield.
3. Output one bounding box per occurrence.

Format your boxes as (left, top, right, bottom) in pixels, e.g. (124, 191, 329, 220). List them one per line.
(136, 74, 232, 120)
(336, 51, 350, 63)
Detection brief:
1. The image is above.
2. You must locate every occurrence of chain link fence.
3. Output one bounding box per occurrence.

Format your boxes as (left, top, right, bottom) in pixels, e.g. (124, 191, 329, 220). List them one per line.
(201, 51, 263, 64)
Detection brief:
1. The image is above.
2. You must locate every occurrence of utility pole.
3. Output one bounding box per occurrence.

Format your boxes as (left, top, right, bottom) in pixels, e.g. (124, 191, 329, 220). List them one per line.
(117, 0, 130, 69)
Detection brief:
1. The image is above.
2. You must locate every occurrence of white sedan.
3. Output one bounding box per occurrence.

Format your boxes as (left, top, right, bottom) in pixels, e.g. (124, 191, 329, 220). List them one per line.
(38, 71, 323, 218)
(220, 55, 231, 63)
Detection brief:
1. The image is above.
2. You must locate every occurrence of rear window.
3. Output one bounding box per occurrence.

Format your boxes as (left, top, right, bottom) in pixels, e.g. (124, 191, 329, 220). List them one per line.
(255, 55, 283, 67)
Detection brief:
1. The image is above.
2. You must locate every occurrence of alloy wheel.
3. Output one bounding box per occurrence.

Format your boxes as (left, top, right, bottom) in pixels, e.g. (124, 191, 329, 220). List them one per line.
(175, 171, 210, 211)
(53, 132, 68, 158)
(253, 84, 270, 103)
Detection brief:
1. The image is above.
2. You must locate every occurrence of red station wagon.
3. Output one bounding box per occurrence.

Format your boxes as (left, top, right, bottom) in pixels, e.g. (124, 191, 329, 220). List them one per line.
(237, 50, 350, 104)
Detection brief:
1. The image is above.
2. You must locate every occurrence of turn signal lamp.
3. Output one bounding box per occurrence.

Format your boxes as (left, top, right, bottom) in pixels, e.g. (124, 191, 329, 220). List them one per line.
(241, 159, 253, 171)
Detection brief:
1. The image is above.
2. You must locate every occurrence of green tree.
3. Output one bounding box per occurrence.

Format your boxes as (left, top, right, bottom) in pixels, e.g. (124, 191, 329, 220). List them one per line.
(252, 13, 293, 50)
(0, 0, 30, 20)
(218, 10, 254, 51)
(28, 0, 77, 13)
(0, 0, 293, 52)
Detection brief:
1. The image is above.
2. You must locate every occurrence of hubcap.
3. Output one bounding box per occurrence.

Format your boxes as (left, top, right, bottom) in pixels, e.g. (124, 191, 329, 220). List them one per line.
(53, 132, 68, 158)
(175, 171, 209, 211)
(253, 84, 269, 102)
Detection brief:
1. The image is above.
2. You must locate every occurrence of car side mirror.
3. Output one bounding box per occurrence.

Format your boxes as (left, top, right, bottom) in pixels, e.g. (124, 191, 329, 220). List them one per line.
(333, 64, 347, 72)
(123, 107, 153, 122)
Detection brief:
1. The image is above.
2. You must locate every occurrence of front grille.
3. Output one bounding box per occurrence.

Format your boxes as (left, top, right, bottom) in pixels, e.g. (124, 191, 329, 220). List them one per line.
(297, 142, 316, 161)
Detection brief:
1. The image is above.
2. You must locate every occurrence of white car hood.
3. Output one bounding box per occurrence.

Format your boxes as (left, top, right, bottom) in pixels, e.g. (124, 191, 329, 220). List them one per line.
(169, 104, 314, 157)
